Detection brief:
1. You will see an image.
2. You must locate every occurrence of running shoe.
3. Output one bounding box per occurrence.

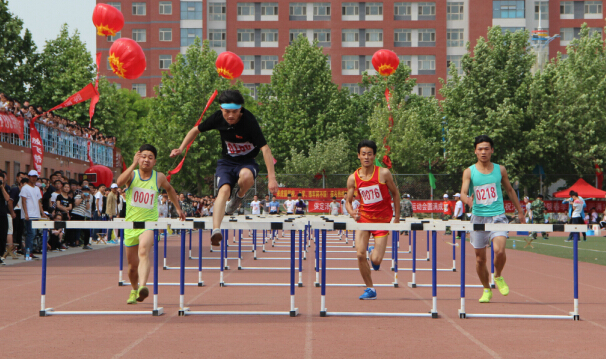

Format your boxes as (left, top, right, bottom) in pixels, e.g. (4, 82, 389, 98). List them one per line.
(367, 246, 380, 271)
(137, 286, 149, 302)
(211, 229, 223, 246)
(479, 289, 492, 303)
(82, 245, 93, 250)
(225, 185, 243, 215)
(127, 290, 138, 304)
(359, 288, 377, 300)
(494, 276, 509, 296)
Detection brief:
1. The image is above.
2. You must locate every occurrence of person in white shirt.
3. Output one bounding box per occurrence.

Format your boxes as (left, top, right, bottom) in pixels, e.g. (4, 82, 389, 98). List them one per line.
(453, 193, 465, 239)
(20, 170, 48, 260)
(283, 193, 295, 214)
(341, 192, 347, 215)
(329, 196, 340, 216)
(250, 195, 261, 215)
(352, 195, 360, 211)
(158, 193, 169, 218)
(523, 196, 532, 223)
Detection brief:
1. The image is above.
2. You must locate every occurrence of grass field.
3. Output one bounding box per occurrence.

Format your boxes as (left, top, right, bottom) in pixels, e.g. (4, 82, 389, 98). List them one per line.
(507, 234, 606, 266)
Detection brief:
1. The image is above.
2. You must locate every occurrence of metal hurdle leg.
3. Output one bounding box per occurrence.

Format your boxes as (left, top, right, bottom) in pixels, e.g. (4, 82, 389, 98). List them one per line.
(490, 242, 495, 288)
(452, 232, 457, 271)
(163, 229, 167, 269)
(298, 230, 303, 287)
(408, 231, 417, 288)
(188, 229, 192, 259)
(431, 231, 438, 318)
(238, 230, 242, 270)
(198, 229, 204, 286)
(119, 229, 125, 285)
(426, 231, 430, 261)
(314, 229, 320, 287)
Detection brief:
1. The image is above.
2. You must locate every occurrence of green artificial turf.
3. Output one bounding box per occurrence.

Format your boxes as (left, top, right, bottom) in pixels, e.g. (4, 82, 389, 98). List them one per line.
(507, 235, 606, 266)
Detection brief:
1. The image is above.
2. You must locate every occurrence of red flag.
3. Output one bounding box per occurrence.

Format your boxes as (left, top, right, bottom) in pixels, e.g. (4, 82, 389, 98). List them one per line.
(32, 83, 99, 124)
(167, 90, 218, 182)
(89, 52, 101, 124)
(30, 122, 44, 174)
(0, 113, 24, 139)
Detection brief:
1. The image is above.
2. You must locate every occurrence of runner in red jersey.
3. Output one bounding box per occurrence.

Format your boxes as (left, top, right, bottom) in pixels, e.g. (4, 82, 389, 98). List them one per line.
(346, 140, 400, 300)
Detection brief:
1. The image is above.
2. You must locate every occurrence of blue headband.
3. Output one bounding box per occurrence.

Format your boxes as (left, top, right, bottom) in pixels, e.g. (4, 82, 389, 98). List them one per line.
(220, 103, 242, 110)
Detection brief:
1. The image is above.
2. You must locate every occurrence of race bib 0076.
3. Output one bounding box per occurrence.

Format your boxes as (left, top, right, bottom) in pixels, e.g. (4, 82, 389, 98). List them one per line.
(474, 183, 498, 206)
(130, 187, 156, 210)
(359, 184, 383, 205)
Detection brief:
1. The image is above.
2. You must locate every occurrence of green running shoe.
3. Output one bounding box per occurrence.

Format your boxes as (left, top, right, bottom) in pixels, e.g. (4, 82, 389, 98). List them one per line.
(479, 289, 492, 303)
(127, 290, 137, 304)
(137, 286, 149, 302)
(494, 276, 509, 296)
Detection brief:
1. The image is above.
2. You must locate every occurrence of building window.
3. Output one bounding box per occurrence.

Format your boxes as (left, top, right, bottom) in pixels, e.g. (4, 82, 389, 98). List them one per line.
(209, 2, 226, 20)
(313, 29, 331, 43)
(394, 3, 412, 16)
(159, 1, 172, 15)
(342, 2, 359, 15)
(343, 84, 361, 95)
(133, 29, 146, 42)
(447, 29, 464, 47)
(261, 29, 278, 42)
(261, 55, 278, 70)
(132, 2, 146, 15)
(241, 55, 255, 70)
(107, 31, 121, 42)
(585, 1, 603, 14)
(238, 3, 255, 16)
(244, 84, 256, 98)
(133, 84, 147, 97)
(365, 29, 383, 42)
(560, 1, 573, 14)
(418, 55, 436, 71)
(290, 3, 307, 16)
(209, 29, 226, 47)
(418, 2, 436, 15)
(107, 56, 112, 70)
(341, 55, 359, 70)
(534, 1, 548, 19)
(493, 1, 525, 19)
(398, 55, 412, 68)
(181, 1, 202, 20)
(314, 3, 331, 16)
(394, 29, 412, 42)
(238, 29, 255, 42)
(366, 2, 383, 15)
(418, 83, 435, 97)
(159, 55, 172, 69)
(261, 3, 278, 16)
(342, 29, 359, 43)
(418, 29, 436, 43)
(290, 29, 307, 42)
(181, 28, 202, 46)
(589, 27, 603, 36)
(447, 55, 463, 74)
(447, 2, 464, 20)
(159, 28, 172, 41)
(501, 27, 525, 33)
(107, 2, 121, 11)
(326, 55, 331, 69)
(560, 27, 574, 41)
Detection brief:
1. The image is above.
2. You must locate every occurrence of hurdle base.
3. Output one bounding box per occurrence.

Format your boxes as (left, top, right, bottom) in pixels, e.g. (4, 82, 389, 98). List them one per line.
(163, 266, 167, 270)
(314, 282, 320, 287)
(458, 310, 466, 319)
(491, 284, 495, 289)
(393, 282, 399, 288)
(320, 310, 327, 317)
(570, 312, 580, 321)
(153, 307, 164, 316)
(238, 266, 242, 270)
(118, 281, 125, 286)
(431, 312, 438, 318)
(198, 282, 205, 287)
(452, 268, 457, 272)
(290, 308, 299, 317)
(298, 283, 303, 287)
(179, 307, 189, 316)
(407, 282, 416, 288)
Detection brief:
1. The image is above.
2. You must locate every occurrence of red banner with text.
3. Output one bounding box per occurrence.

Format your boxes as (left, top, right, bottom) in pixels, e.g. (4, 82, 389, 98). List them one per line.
(0, 112, 24, 139)
(410, 200, 605, 213)
(275, 188, 347, 201)
(30, 123, 44, 174)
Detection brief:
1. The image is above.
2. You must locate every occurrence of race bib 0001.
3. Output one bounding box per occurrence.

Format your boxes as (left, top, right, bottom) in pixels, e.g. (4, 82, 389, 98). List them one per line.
(130, 187, 156, 210)
(474, 183, 498, 206)
(359, 185, 383, 205)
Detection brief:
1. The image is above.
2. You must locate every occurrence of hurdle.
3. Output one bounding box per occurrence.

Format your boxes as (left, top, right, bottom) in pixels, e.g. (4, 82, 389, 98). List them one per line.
(316, 220, 438, 318)
(178, 218, 301, 316)
(35, 220, 165, 316)
(453, 222, 581, 320)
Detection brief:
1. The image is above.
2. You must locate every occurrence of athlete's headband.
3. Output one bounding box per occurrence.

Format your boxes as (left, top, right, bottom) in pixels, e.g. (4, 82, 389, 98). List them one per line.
(220, 103, 242, 110)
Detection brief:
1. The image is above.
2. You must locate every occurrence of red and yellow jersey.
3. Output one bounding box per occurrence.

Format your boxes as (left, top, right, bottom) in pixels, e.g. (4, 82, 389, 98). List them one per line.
(354, 166, 393, 223)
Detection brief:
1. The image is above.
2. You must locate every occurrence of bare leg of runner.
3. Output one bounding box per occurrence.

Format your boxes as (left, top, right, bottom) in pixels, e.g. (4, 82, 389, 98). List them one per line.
(213, 168, 255, 230)
(355, 231, 373, 287)
(369, 234, 389, 267)
(492, 236, 507, 278)
(137, 231, 155, 287)
(475, 247, 490, 288)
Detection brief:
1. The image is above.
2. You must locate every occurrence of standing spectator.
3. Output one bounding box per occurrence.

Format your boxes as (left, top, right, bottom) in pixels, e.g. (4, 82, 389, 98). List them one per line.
(250, 195, 261, 215)
(0, 171, 10, 265)
(119, 188, 127, 218)
(523, 196, 532, 223)
(563, 191, 587, 242)
(295, 193, 307, 215)
(49, 180, 62, 215)
(530, 195, 549, 240)
(158, 193, 169, 218)
(2, 171, 18, 260)
(268, 196, 280, 215)
(442, 194, 453, 234)
(20, 170, 48, 260)
(92, 184, 107, 241)
(71, 185, 92, 250)
(105, 184, 119, 243)
(400, 194, 413, 218)
(590, 208, 598, 224)
(341, 192, 348, 215)
(9, 174, 26, 256)
(55, 182, 73, 246)
(283, 193, 295, 215)
(453, 193, 465, 239)
(329, 196, 340, 216)
(260, 194, 269, 215)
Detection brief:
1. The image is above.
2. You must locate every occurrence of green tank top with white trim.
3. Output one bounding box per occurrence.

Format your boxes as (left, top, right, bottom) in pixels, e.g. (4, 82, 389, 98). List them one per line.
(125, 170, 159, 222)
(469, 163, 505, 217)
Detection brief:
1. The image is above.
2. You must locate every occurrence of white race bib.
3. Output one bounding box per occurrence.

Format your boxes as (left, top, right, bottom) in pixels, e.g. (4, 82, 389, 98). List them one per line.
(225, 141, 255, 156)
(474, 183, 498, 206)
(130, 187, 156, 210)
(359, 185, 383, 205)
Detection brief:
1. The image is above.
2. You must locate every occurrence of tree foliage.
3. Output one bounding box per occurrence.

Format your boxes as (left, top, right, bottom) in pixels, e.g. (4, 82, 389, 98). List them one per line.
(284, 134, 352, 174)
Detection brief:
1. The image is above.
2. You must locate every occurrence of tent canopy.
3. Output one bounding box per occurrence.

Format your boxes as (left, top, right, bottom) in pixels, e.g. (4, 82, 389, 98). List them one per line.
(552, 178, 606, 198)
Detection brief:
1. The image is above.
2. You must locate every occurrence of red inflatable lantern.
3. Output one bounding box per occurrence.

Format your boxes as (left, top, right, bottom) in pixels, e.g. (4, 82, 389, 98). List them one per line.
(108, 38, 146, 80)
(371, 49, 400, 76)
(85, 165, 114, 188)
(216, 51, 244, 80)
(92, 3, 124, 37)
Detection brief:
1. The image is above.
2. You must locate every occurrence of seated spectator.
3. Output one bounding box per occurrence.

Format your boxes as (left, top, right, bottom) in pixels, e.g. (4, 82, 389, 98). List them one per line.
(49, 213, 67, 251)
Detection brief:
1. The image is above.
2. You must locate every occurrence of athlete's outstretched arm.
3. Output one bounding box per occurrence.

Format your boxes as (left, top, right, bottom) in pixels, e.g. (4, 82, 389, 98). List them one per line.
(345, 174, 359, 220)
(260, 145, 278, 195)
(170, 126, 200, 158)
(501, 166, 525, 224)
(157, 172, 186, 221)
(381, 168, 400, 222)
(459, 168, 473, 208)
(116, 151, 139, 187)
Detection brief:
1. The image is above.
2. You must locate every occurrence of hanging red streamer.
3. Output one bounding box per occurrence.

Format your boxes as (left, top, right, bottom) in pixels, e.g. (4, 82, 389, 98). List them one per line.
(167, 90, 218, 182)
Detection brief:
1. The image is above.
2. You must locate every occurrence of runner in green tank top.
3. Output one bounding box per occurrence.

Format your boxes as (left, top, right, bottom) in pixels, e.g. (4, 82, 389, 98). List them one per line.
(460, 135, 525, 304)
(116, 144, 186, 305)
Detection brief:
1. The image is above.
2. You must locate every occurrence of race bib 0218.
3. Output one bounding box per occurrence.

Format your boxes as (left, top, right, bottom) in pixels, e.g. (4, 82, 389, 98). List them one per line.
(359, 184, 383, 205)
(474, 183, 498, 206)
(130, 187, 156, 210)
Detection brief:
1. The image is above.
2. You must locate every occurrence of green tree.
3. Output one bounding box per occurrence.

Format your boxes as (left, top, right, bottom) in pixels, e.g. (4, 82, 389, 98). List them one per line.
(31, 24, 95, 123)
(0, 0, 40, 100)
(257, 35, 361, 168)
(440, 27, 536, 178)
(143, 38, 247, 194)
(284, 134, 352, 174)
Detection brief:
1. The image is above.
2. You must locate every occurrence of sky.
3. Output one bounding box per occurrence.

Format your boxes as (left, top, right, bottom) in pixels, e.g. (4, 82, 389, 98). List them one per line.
(8, 0, 97, 58)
